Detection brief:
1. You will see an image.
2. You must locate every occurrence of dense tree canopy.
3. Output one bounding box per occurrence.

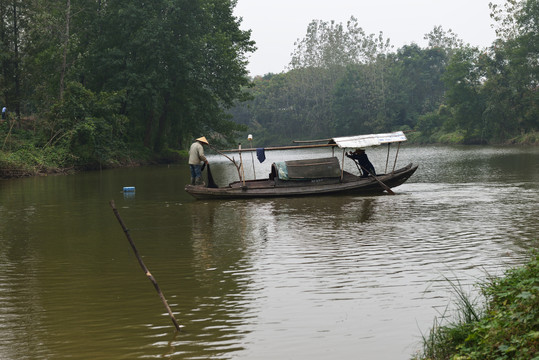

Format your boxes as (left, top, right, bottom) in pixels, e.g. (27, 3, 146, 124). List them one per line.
(0, 0, 254, 168)
(1, 0, 537, 174)
(231, 0, 538, 146)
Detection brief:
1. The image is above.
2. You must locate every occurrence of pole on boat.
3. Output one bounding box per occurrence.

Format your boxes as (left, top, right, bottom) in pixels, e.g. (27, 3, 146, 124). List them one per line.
(385, 143, 391, 174)
(293, 138, 333, 143)
(392, 142, 401, 173)
(248, 134, 256, 180)
(109, 200, 182, 332)
(238, 143, 246, 187)
(340, 149, 345, 181)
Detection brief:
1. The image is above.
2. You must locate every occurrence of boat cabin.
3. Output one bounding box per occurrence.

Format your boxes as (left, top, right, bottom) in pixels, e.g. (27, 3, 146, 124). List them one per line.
(269, 157, 342, 187)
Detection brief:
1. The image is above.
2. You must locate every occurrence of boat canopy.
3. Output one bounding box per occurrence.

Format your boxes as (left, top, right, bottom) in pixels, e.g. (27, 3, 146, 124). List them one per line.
(219, 131, 408, 154)
(330, 131, 407, 149)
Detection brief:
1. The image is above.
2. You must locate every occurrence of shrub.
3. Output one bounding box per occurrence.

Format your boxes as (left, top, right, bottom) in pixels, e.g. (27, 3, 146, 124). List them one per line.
(413, 254, 539, 360)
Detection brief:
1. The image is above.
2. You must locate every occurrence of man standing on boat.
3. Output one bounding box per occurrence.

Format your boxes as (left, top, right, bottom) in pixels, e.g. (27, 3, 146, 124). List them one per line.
(189, 136, 209, 186)
(346, 149, 376, 177)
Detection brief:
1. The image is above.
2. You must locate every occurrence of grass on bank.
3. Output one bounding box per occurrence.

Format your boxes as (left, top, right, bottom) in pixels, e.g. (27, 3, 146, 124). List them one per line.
(0, 117, 184, 178)
(412, 254, 539, 360)
(407, 130, 539, 145)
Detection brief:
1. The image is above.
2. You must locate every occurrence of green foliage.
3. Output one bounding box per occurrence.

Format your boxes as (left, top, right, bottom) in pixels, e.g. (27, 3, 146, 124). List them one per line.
(479, 0, 539, 142)
(0, 137, 75, 177)
(289, 16, 392, 69)
(413, 254, 539, 360)
(1, 0, 538, 175)
(231, 1, 538, 145)
(388, 44, 449, 128)
(424, 25, 464, 52)
(44, 82, 129, 167)
(441, 47, 486, 137)
(81, 0, 254, 151)
(436, 130, 467, 145)
(232, 34, 453, 144)
(1, 0, 255, 170)
(508, 130, 539, 145)
(416, 105, 452, 140)
(460, 256, 539, 360)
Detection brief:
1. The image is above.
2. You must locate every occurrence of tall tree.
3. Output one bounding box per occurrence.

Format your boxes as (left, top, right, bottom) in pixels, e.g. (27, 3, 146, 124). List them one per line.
(0, 0, 30, 120)
(289, 16, 391, 69)
(287, 16, 392, 139)
(442, 46, 487, 141)
(424, 25, 464, 52)
(481, 0, 539, 140)
(82, 0, 254, 151)
(59, 0, 70, 100)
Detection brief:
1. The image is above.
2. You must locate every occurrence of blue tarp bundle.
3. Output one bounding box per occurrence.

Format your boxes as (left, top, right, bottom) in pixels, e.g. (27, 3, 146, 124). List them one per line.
(274, 162, 289, 180)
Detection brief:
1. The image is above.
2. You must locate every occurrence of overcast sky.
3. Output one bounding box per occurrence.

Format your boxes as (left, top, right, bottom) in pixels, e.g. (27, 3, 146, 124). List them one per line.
(234, 0, 503, 76)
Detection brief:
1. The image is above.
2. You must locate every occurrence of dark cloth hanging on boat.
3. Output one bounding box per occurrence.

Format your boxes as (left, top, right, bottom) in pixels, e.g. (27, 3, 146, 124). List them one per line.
(256, 148, 266, 163)
(205, 163, 218, 188)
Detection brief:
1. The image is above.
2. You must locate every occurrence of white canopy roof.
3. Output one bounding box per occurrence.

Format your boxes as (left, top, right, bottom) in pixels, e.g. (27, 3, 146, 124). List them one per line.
(331, 131, 407, 149)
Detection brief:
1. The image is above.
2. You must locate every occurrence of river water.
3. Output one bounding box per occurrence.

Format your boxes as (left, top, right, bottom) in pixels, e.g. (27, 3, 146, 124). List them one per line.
(0, 145, 537, 360)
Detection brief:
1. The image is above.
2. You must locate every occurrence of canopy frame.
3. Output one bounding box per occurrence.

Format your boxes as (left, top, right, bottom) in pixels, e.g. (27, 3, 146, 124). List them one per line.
(217, 131, 408, 180)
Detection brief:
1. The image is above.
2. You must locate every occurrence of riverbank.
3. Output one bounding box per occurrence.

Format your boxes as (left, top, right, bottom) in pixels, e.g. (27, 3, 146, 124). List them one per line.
(1, 121, 537, 180)
(0, 115, 189, 179)
(412, 253, 539, 360)
(0, 121, 188, 179)
(0, 151, 189, 179)
(407, 129, 539, 146)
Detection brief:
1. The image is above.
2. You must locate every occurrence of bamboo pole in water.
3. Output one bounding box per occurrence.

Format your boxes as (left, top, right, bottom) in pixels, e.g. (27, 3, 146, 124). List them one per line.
(109, 200, 182, 332)
(347, 155, 395, 195)
(359, 165, 395, 195)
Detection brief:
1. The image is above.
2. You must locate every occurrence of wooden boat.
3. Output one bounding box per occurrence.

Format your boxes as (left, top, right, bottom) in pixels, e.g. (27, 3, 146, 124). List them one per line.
(185, 131, 418, 200)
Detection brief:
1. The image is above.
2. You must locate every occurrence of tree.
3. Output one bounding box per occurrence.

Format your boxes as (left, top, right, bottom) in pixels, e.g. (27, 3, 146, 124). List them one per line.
(0, 0, 31, 120)
(285, 17, 393, 139)
(81, 0, 254, 151)
(45, 82, 128, 167)
(384, 44, 448, 130)
(332, 64, 377, 136)
(442, 46, 487, 142)
(481, 0, 539, 140)
(424, 25, 464, 53)
(289, 16, 391, 69)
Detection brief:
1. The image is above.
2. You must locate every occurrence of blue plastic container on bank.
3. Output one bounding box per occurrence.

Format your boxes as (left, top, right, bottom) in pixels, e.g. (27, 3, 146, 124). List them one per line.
(123, 186, 135, 192)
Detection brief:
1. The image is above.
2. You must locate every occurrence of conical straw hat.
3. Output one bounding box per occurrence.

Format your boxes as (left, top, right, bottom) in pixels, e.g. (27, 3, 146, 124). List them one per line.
(196, 136, 209, 144)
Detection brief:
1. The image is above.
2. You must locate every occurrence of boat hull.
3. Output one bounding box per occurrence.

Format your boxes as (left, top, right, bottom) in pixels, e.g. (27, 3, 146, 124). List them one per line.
(185, 163, 418, 200)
